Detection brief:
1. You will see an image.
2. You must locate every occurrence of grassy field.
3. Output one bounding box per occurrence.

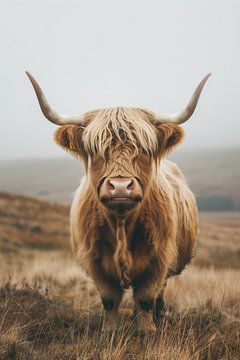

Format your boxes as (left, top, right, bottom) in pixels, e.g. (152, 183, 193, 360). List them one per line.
(0, 193, 239, 359)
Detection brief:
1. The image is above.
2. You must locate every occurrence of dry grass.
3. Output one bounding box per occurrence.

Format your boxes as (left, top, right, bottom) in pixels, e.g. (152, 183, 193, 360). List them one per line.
(194, 213, 240, 269)
(0, 193, 239, 359)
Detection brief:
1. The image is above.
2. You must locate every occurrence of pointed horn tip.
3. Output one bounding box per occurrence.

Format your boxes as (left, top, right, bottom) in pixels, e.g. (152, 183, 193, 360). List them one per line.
(204, 72, 212, 81)
(25, 70, 31, 78)
(195, 73, 211, 92)
(197, 73, 211, 90)
(25, 71, 35, 84)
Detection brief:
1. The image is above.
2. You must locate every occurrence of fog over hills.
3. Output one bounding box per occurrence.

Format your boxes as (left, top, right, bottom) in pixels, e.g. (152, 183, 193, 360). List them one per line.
(0, 149, 239, 210)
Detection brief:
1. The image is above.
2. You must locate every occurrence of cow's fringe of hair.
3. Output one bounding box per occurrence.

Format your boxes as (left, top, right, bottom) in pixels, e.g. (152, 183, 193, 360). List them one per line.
(82, 107, 158, 157)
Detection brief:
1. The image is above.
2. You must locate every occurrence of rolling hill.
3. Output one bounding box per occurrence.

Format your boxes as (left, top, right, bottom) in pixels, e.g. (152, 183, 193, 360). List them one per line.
(0, 149, 240, 210)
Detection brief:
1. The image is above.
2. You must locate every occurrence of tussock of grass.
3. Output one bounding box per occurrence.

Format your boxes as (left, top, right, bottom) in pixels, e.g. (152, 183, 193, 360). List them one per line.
(0, 281, 239, 360)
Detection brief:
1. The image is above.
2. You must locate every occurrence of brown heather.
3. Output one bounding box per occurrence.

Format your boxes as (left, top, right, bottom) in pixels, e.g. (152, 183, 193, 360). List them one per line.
(0, 192, 239, 359)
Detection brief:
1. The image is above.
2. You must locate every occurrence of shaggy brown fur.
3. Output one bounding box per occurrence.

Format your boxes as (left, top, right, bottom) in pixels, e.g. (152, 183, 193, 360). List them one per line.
(54, 107, 198, 333)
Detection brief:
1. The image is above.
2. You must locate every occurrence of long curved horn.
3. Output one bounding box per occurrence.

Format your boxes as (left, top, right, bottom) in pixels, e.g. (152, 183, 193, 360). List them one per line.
(25, 71, 82, 125)
(156, 73, 211, 125)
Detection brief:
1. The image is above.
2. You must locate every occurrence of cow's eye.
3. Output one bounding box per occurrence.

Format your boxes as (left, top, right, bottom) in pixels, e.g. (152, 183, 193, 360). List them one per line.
(140, 152, 151, 160)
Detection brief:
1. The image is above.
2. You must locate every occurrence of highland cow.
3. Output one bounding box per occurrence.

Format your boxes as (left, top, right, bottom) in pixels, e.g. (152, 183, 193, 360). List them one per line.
(26, 71, 210, 334)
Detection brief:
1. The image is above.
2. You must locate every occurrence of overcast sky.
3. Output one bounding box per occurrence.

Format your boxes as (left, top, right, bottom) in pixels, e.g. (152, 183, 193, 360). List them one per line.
(0, 0, 239, 159)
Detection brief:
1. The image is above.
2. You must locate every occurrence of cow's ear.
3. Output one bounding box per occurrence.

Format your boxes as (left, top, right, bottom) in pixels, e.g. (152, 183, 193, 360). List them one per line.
(54, 125, 87, 160)
(156, 124, 184, 156)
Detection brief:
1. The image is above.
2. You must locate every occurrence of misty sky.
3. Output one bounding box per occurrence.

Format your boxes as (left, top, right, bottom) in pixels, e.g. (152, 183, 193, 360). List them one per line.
(0, 0, 239, 159)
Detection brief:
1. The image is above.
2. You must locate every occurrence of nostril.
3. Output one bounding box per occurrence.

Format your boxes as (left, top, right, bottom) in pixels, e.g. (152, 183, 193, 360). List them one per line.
(127, 179, 134, 190)
(107, 180, 115, 190)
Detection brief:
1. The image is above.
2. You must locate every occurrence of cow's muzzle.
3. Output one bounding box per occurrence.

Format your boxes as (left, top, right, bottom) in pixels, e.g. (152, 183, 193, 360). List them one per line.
(99, 177, 143, 215)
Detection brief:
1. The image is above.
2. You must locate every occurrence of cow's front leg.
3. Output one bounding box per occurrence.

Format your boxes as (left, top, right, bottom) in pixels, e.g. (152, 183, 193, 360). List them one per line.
(100, 282, 123, 333)
(154, 290, 166, 322)
(90, 262, 123, 332)
(133, 282, 157, 335)
(133, 266, 167, 335)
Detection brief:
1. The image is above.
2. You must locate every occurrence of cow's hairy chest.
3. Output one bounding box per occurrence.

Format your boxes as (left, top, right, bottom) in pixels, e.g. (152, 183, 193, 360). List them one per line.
(95, 220, 154, 279)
